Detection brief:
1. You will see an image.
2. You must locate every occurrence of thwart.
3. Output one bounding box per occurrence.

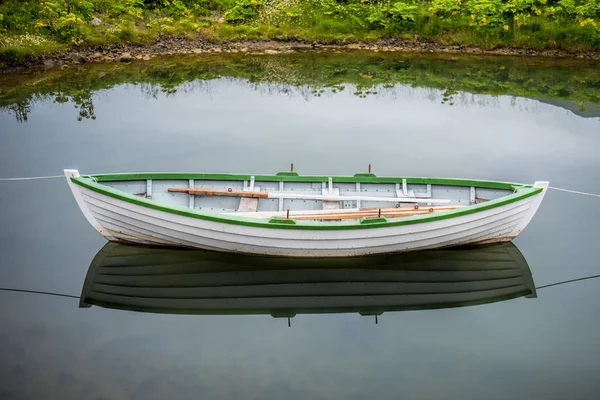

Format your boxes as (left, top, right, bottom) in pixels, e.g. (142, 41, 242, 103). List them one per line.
(64, 169, 549, 257)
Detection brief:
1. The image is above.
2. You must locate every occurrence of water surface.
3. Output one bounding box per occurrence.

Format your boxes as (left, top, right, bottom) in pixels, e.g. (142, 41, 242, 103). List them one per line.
(1, 52, 600, 400)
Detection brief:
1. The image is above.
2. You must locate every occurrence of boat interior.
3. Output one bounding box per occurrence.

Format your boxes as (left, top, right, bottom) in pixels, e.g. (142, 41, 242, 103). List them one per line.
(97, 173, 516, 221)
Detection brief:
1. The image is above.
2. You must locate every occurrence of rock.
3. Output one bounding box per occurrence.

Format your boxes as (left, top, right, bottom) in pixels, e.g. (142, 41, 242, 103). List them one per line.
(213, 48, 222, 53)
(240, 47, 249, 52)
(142, 55, 152, 61)
(43, 59, 55, 68)
(90, 18, 102, 27)
(73, 54, 88, 63)
(60, 64, 69, 70)
(264, 49, 280, 54)
(118, 52, 133, 63)
(347, 43, 361, 49)
(90, 52, 102, 59)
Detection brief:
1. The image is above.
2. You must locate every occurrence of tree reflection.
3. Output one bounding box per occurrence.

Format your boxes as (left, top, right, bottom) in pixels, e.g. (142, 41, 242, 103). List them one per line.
(1, 53, 599, 122)
(6, 101, 31, 123)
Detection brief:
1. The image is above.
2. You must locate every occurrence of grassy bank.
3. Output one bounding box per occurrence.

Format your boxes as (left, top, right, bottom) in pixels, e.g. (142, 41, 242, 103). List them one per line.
(1, 0, 599, 63)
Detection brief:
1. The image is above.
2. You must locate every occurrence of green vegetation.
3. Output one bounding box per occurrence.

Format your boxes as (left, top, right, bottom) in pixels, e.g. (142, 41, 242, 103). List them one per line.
(1, 52, 599, 121)
(0, 0, 599, 62)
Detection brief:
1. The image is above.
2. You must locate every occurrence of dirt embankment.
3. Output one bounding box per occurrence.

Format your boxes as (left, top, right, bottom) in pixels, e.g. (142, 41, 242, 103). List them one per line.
(3, 36, 600, 72)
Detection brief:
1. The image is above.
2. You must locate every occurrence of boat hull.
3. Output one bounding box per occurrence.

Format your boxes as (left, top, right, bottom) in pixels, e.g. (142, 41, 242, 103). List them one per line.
(65, 171, 548, 257)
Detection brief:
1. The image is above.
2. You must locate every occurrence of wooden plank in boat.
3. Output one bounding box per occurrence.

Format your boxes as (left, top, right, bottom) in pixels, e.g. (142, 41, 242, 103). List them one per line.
(323, 186, 340, 210)
(168, 187, 452, 204)
(238, 186, 260, 212)
(170, 187, 268, 198)
(229, 205, 461, 220)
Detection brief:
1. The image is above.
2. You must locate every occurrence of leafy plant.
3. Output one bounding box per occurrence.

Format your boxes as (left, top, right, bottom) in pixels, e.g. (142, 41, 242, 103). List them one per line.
(429, 0, 463, 17)
(224, 0, 263, 23)
(465, 0, 504, 28)
(108, 0, 144, 19)
(368, 2, 419, 30)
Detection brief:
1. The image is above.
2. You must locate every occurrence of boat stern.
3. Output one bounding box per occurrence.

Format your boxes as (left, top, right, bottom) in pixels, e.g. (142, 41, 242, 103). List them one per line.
(64, 169, 116, 241)
(509, 180, 549, 238)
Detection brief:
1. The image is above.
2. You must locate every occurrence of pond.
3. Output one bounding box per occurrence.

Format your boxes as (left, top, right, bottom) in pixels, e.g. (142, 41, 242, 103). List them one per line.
(1, 52, 600, 400)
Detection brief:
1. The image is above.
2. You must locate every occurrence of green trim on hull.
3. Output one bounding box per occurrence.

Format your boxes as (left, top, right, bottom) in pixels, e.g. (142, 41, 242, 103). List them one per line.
(71, 173, 542, 231)
(82, 290, 533, 316)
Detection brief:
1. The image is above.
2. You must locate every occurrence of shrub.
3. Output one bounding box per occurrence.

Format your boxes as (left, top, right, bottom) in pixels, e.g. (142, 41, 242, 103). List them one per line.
(224, 0, 263, 23)
(0, 0, 599, 55)
(368, 2, 419, 30)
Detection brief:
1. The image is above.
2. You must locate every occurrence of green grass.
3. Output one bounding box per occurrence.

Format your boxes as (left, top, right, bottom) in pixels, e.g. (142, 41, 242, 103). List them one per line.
(0, 0, 599, 64)
(0, 34, 66, 65)
(205, 23, 384, 42)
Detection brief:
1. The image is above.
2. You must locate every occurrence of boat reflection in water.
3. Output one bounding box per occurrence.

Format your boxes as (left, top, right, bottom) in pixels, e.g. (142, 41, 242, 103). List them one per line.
(80, 243, 536, 320)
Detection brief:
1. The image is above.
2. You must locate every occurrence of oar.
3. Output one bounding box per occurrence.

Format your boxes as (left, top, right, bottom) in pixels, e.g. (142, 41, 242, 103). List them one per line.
(168, 187, 451, 205)
(228, 205, 461, 219)
(289, 209, 454, 221)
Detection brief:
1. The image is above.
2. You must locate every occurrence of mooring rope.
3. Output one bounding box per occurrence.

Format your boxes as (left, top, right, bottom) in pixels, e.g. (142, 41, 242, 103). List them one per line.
(0, 287, 80, 300)
(2, 273, 600, 301)
(0, 174, 64, 181)
(549, 186, 600, 198)
(1, 174, 599, 198)
(535, 274, 600, 290)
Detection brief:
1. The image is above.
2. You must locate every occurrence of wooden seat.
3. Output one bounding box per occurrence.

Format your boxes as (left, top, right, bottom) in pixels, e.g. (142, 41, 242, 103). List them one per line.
(238, 186, 260, 212)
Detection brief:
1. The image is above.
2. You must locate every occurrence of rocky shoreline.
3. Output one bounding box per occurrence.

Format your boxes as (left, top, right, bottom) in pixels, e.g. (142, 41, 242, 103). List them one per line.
(3, 36, 600, 72)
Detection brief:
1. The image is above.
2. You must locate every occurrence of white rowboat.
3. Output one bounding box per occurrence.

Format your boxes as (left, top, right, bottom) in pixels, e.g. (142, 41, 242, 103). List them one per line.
(64, 169, 549, 257)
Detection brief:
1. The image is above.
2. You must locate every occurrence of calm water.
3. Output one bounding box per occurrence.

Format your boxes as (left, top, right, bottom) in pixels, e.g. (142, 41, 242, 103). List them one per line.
(1, 52, 600, 399)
